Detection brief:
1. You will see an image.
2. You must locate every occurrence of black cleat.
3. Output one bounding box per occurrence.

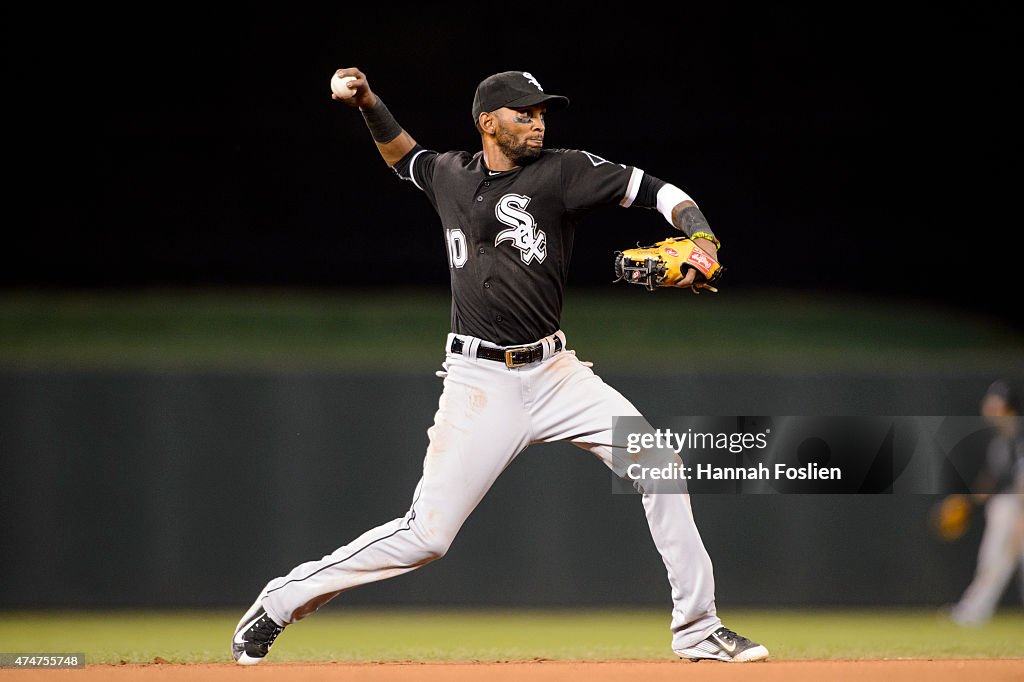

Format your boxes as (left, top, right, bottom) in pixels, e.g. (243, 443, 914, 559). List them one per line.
(674, 626, 769, 662)
(232, 604, 285, 665)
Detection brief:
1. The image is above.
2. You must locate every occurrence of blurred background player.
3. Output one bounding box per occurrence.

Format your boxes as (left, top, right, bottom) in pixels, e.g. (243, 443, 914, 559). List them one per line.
(949, 379, 1024, 626)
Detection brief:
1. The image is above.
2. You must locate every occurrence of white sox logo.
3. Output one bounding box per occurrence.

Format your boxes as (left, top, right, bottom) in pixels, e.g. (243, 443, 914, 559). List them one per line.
(494, 193, 546, 264)
(522, 72, 543, 90)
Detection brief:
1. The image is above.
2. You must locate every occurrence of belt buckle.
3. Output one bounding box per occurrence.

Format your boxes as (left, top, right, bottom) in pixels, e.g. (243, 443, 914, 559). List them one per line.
(504, 346, 532, 368)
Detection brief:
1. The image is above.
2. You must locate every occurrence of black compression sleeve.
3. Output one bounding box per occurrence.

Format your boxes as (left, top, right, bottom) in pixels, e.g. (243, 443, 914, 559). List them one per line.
(632, 173, 666, 209)
(360, 97, 404, 144)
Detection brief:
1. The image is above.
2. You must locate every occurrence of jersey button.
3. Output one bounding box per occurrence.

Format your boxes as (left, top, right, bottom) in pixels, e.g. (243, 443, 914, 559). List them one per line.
(476, 196, 483, 202)
(484, 181, 491, 186)
(495, 314, 504, 322)
(478, 247, 485, 254)
(483, 281, 491, 289)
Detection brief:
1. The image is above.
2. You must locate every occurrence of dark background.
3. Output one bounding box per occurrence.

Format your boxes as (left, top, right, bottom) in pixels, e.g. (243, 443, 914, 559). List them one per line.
(5, 5, 1020, 325)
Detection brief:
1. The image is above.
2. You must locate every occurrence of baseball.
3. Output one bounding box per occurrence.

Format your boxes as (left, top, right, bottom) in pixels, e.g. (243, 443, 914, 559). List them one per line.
(331, 74, 357, 99)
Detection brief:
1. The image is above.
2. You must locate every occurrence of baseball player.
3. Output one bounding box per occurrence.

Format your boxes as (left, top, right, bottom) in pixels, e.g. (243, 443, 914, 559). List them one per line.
(949, 380, 1024, 626)
(232, 68, 769, 664)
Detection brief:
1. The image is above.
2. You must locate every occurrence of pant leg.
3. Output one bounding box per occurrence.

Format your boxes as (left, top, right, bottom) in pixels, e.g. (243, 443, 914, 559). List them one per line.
(1016, 499, 1024, 605)
(262, 352, 529, 624)
(528, 349, 721, 650)
(952, 494, 1024, 624)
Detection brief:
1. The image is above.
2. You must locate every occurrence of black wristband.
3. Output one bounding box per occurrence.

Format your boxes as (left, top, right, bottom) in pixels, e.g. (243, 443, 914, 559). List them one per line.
(360, 97, 403, 144)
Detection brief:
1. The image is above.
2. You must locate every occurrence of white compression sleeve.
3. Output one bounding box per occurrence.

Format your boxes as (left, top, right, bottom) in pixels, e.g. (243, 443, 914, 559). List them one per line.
(656, 184, 696, 225)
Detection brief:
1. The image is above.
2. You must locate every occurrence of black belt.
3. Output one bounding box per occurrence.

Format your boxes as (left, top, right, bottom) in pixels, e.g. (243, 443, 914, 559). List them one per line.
(450, 336, 562, 368)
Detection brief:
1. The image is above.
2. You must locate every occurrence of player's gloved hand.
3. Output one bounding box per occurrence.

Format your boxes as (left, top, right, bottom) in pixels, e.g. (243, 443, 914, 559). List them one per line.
(931, 494, 973, 541)
(682, 238, 719, 293)
(613, 237, 723, 294)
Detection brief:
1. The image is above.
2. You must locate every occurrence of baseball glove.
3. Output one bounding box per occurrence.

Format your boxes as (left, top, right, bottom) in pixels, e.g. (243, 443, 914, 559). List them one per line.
(930, 494, 973, 541)
(613, 237, 723, 291)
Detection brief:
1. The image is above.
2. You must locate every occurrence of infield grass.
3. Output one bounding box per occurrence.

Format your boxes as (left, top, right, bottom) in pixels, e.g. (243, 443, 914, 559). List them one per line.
(1, 287, 1021, 372)
(2, 608, 1021, 664)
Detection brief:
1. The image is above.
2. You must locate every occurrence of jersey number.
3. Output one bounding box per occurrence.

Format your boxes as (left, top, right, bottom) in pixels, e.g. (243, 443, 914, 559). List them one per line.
(445, 228, 468, 268)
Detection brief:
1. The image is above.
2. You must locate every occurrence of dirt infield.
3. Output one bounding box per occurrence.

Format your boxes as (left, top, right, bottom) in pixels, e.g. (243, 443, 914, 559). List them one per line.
(9, 660, 1022, 681)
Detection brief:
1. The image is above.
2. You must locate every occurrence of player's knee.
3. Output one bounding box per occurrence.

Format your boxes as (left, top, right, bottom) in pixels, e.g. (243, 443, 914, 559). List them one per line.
(417, 535, 453, 562)
(408, 521, 456, 562)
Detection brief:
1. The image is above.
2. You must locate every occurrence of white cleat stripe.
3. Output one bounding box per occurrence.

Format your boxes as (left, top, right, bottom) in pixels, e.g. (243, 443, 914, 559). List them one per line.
(233, 612, 265, 645)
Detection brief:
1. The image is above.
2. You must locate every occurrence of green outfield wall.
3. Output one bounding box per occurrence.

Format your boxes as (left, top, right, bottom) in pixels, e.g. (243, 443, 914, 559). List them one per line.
(2, 367, 1021, 610)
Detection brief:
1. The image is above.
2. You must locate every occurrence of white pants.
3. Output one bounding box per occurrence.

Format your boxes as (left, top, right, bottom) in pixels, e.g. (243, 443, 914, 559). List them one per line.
(951, 493, 1024, 625)
(261, 331, 721, 650)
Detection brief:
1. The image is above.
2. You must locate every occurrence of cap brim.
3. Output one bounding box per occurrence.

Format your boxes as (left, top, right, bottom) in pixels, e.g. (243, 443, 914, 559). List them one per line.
(502, 92, 570, 112)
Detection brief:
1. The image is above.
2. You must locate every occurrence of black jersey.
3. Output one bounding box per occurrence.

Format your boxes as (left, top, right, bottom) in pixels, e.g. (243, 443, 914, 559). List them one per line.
(396, 147, 645, 345)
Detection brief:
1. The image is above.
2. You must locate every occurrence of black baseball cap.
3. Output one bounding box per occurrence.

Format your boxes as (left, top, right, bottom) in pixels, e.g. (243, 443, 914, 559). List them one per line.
(471, 71, 570, 122)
